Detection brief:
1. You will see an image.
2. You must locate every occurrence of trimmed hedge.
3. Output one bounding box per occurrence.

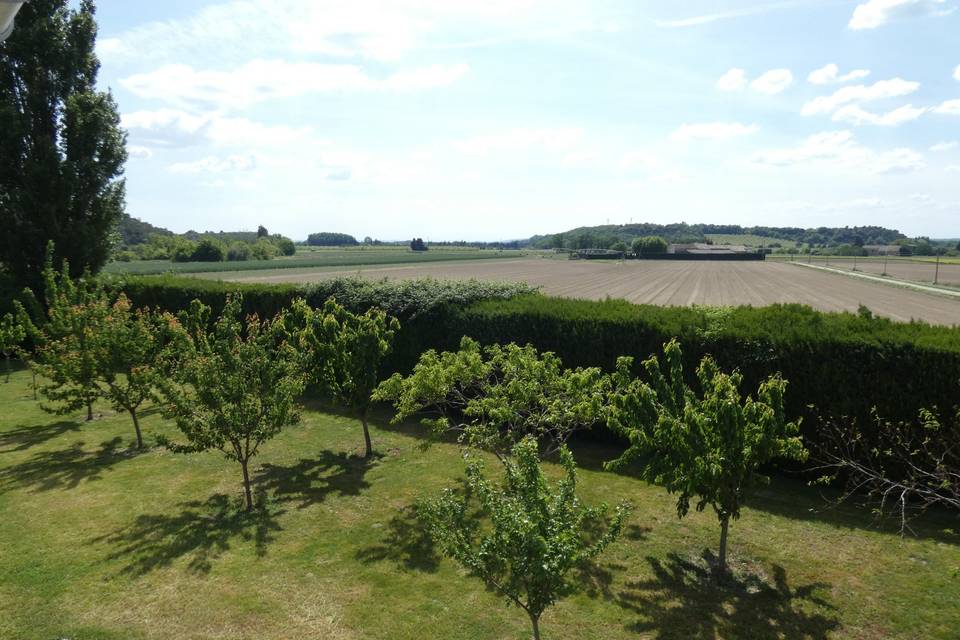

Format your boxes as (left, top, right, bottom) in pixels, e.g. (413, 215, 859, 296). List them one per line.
(110, 276, 960, 440)
(396, 297, 960, 443)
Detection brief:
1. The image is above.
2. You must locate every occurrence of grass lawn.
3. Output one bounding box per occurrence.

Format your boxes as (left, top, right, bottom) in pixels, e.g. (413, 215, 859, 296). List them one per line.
(1, 366, 958, 639)
(102, 247, 529, 276)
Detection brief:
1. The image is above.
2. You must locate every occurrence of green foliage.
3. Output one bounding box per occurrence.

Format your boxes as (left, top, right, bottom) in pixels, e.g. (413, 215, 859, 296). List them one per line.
(420, 437, 628, 639)
(410, 238, 428, 252)
(0, 0, 127, 294)
(159, 295, 305, 510)
(24, 251, 112, 421)
(92, 295, 185, 448)
(631, 236, 669, 256)
(307, 232, 359, 246)
(606, 339, 807, 575)
(283, 298, 399, 457)
(0, 312, 26, 382)
(374, 337, 610, 459)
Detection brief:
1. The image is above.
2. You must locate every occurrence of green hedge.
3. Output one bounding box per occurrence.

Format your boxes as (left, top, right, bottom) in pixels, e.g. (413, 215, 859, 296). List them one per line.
(111, 276, 960, 439)
(394, 296, 960, 441)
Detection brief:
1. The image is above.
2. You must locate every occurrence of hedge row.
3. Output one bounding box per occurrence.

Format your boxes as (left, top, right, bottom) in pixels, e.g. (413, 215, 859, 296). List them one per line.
(108, 274, 537, 320)
(114, 276, 960, 440)
(395, 297, 960, 442)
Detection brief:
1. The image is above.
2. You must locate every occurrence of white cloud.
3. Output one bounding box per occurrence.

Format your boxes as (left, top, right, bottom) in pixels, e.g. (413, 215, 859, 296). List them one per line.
(671, 122, 759, 141)
(99, 0, 548, 63)
(455, 128, 583, 155)
(121, 60, 469, 109)
(170, 154, 258, 174)
(753, 130, 925, 173)
(122, 109, 314, 149)
(930, 141, 958, 151)
(655, 3, 801, 28)
(807, 63, 870, 85)
(933, 99, 960, 115)
(801, 78, 920, 115)
(716, 68, 747, 91)
(832, 104, 927, 126)
(750, 68, 793, 94)
(947, 165, 960, 172)
(127, 145, 154, 159)
(955, 64, 960, 80)
(849, 0, 952, 30)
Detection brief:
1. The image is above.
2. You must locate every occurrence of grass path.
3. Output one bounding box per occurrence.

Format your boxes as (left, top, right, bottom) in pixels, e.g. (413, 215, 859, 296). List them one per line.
(1, 368, 958, 639)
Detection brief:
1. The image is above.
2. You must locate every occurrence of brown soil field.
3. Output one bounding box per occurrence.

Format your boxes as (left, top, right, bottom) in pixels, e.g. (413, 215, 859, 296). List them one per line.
(797, 258, 960, 287)
(208, 258, 960, 326)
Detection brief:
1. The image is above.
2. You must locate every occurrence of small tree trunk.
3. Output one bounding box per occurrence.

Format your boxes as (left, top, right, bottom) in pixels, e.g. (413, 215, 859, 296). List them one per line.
(718, 514, 730, 580)
(241, 458, 253, 511)
(361, 409, 373, 459)
(529, 612, 541, 640)
(86, 400, 93, 422)
(31, 369, 37, 400)
(129, 408, 144, 449)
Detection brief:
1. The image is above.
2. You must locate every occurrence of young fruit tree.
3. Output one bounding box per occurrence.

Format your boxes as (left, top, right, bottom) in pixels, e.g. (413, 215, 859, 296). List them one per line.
(24, 253, 111, 421)
(373, 337, 609, 460)
(92, 295, 185, 449)
(0, 313, 26, 382)
(159, 296, 305, 511)
(283, 298, 399, 458)
(420, 437, 629, 640)
(605, 339, 807, 578)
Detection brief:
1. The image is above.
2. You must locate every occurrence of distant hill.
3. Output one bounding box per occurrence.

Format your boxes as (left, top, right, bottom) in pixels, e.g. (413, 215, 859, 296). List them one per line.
(117, 214, 174, 245)
(528, 223, 907, 250)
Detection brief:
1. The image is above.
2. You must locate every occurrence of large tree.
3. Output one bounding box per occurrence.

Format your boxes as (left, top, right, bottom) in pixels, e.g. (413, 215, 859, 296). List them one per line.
(0, 0, 127, 293)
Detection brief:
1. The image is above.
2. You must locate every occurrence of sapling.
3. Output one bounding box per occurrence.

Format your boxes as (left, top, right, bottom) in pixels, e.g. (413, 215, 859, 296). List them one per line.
(160, 296, 305, 510)
(606, 339, 807, 578)
(421, 437, 628, 639)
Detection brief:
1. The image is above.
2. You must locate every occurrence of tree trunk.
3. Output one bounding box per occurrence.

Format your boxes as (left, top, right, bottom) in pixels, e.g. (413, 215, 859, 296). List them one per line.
(529, 612, 541, 640)
(130, 408, 143, 449)
(31, 369, 37, 400)
(361, 410, 373, 459)
(86, 400, 93, 422)
(718, 514, 730, 580)
(241, 458, 253, 511)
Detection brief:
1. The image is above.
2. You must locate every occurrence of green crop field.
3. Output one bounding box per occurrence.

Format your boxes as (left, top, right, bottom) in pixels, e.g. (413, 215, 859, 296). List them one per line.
(102, 247, 529, 276)
(1, 366, 957, 640)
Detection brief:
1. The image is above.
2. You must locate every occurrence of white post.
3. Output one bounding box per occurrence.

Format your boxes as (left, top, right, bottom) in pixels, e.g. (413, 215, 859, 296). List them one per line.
(0, 0, 23, 42)
(0, 2, 27, 43)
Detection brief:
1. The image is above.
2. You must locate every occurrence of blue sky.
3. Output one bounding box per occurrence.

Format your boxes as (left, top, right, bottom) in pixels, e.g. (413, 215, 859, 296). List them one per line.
(91, 0, 960, 241)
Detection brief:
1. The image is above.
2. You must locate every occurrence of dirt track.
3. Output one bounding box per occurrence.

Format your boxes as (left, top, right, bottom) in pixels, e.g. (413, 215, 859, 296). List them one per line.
(212, 258, 960, 326)
(800, 259, 960, 287)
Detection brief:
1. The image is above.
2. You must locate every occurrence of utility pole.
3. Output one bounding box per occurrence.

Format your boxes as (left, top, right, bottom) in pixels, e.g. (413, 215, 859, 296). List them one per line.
(934, 251, 941, 285)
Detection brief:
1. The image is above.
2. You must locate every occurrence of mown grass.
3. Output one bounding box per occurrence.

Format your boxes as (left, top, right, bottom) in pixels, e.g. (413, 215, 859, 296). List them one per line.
(1, 366, 958, 639)
(102, 247, 528, 276)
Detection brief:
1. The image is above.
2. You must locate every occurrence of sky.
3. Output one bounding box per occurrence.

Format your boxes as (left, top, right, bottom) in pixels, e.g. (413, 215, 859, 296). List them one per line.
(88, 0, 960, 241)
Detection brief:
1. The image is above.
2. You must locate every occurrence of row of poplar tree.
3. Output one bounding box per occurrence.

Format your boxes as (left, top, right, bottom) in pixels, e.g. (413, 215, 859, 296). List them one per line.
(0, 251, 807, 640)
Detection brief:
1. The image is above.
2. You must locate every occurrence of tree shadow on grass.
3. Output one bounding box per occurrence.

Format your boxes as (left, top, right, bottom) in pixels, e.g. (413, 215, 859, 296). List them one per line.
(0, 420, 81, 453)
(0, 437, 136, 493)
(355, 503, 441, 573)
(617, 551, 839, 640)
(255, 450, 376, 510)
(92, 492, 284, 576)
